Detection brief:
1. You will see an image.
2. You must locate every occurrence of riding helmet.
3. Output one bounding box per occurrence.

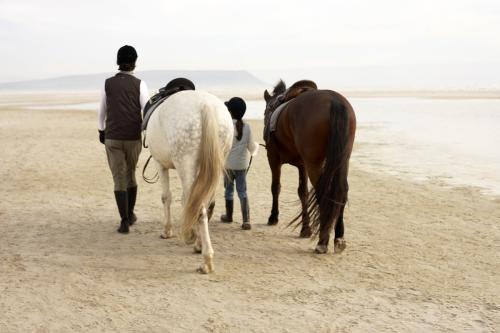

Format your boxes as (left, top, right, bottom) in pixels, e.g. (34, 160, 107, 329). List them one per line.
(225, 97, 246, 119)
(117, 45, 138, 65)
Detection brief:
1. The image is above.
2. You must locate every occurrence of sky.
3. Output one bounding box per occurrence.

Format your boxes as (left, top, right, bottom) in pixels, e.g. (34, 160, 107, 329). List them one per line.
(1, 0, 499, 88)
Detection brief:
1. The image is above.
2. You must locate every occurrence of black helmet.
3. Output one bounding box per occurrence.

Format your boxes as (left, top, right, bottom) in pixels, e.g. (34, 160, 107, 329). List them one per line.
(117, 45, 138, 65)
(165, 77, 195, 91)
(225, 97, 246, 119)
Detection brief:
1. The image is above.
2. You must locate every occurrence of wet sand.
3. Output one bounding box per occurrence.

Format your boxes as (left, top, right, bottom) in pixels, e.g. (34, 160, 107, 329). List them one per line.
(0, 99, 499, 332)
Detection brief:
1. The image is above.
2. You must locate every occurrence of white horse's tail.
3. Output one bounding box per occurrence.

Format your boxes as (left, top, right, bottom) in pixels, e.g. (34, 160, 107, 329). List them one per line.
(180, 104, 225, 243)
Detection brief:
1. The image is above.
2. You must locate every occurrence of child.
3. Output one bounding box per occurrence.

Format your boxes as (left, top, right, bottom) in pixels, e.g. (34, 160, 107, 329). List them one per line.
(220, 97, 259, 230)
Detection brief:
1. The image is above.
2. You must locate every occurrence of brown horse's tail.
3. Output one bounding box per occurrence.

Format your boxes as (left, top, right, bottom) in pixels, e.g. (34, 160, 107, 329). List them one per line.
(180, 104, 225, 244)
(303, 101, 354, 236)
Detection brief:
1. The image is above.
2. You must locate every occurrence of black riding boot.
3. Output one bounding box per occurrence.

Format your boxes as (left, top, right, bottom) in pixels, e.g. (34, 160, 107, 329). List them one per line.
(127, 186, 137, 225)
(241, 197, 251, 230)
(220, 200, 233, 223)
(114, 191, 129, 234)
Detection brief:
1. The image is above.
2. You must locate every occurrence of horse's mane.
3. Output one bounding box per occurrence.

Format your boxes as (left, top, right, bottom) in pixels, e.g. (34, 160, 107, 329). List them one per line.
(273, 80, 286, 95)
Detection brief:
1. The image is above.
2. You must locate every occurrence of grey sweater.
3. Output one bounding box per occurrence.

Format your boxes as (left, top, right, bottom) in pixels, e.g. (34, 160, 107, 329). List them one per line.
(225, 120, 259, 170)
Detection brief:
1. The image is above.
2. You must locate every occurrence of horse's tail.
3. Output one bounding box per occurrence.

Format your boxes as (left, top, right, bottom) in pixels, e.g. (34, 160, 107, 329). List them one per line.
(180, 104, 224, 243)
(306, 101, 354, 236)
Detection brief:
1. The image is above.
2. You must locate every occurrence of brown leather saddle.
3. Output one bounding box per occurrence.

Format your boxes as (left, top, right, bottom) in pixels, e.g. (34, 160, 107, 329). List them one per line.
(277, 80, 317, 104)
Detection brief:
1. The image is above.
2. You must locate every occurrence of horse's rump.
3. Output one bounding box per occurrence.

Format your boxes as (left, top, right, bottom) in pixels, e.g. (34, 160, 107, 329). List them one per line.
(304, 99, 354, 235)
(280, 80, 317, 103)
(284, 91, 356, 235)
(180, 103, 227, 243)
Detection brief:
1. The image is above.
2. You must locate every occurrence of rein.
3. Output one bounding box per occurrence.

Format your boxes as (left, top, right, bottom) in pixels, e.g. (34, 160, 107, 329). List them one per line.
(142, 154, 159, 184)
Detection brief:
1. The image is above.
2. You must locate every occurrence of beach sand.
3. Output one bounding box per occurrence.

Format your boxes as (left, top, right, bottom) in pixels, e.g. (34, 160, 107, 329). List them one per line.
(0, 99, 499, 332)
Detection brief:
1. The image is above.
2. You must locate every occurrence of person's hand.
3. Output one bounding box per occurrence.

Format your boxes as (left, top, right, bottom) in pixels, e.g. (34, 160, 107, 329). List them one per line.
(98, 130, 105, 144)
(250, 142, 259, 156)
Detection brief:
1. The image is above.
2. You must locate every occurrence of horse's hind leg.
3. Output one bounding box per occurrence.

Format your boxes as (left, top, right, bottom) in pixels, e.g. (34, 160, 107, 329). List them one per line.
(176, 159, 203, 253)
(315, 221, 332, 254)
(159, 167, 173, 239)
(196, 205, 214, 274)
(207, 197, 215, 221)
(268, 159, 282, 225)
(315, 202, 347, 254)
(195, 198, 215, 252)
(306, 163, 331, 254)
(334, 206, 347, 253)
(298, 165, 311, 238)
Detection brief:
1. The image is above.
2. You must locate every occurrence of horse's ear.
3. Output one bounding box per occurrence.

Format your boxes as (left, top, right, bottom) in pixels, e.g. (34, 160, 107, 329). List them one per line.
(264, 90, 271, 102)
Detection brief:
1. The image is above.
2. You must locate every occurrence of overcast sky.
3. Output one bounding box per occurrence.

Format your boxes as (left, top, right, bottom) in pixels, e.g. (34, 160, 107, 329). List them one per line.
(1, 0, 499, 87)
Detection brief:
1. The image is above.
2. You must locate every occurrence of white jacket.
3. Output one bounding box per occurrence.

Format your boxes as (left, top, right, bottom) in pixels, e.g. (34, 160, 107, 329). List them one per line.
(225, 120, 258, 170)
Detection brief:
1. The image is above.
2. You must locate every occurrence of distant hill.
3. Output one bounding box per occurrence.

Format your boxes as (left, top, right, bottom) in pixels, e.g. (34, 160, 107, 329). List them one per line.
(0, 70, 266, 92)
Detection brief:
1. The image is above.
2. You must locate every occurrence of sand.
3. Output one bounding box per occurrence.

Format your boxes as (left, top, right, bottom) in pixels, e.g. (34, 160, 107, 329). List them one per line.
(0, 98, 499, 332)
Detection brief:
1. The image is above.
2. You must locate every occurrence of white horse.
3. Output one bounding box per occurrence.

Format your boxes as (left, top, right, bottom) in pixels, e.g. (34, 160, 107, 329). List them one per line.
(146, 90, 233, 273)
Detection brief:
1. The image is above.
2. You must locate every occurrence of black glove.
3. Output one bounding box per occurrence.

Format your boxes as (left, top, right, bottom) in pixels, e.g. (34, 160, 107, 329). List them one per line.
(98, 130, 105, 144)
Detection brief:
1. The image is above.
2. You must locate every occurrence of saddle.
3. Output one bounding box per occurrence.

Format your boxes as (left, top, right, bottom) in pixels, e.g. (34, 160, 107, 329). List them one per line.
(278, 80, 317, 104)
(142, 78, 195, 131)
(263, 80, 317, 142)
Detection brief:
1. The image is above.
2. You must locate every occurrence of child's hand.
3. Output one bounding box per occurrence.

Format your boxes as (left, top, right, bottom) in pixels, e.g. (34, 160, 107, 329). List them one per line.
(250, 142, 259, 156)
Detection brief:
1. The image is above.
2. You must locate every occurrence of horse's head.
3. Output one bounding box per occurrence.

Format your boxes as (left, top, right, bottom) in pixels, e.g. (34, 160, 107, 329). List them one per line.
(263, 80, 287, 118)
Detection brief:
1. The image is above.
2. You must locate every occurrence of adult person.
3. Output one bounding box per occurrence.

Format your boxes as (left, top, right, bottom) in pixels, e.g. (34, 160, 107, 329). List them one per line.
(97, 45, 149, 234)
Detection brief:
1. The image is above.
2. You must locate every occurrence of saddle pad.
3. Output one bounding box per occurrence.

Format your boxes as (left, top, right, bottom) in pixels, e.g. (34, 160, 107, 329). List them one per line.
(269, 100, 291, 132)
(141, 95, 169, 131)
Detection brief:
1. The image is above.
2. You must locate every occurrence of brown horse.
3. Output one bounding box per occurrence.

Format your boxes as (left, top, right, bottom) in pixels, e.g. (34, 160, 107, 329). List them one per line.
(263, 80, 356, 254)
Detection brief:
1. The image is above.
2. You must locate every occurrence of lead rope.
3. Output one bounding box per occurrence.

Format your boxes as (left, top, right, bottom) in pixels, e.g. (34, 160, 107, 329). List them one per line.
(245, 143, 267, 174)
(142, 154, 159, 184)
(246, 156, 253, 175)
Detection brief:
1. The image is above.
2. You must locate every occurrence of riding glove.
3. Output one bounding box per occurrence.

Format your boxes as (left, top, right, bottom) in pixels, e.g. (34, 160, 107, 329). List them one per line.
(99, 130, 105, 144)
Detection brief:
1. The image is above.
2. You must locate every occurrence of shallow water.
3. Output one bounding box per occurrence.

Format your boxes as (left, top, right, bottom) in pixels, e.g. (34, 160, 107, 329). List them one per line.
(26, 102, 100, 110)
(26, 97, 500, 195)
(248, 97, 500, 195)
(350, 98, 500, 195)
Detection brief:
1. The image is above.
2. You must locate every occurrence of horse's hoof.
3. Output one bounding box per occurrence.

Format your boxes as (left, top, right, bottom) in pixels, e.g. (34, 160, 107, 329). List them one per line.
(196, 263, 213, 274)
(334, 238, 347, 253)
(160, 231, 173, 239)
(299, 227, 312, 238)
(117, 223, 129, 234)
(314, 245, 328, 254)
(267, 217, 279, 225)
(193, 245, 202, 254)
(196, 265, 209, 274)
(160, 230, 173, 239)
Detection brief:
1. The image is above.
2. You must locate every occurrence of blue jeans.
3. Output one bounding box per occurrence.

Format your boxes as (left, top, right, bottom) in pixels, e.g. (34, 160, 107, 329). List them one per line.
(224, 170, 247, 201)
